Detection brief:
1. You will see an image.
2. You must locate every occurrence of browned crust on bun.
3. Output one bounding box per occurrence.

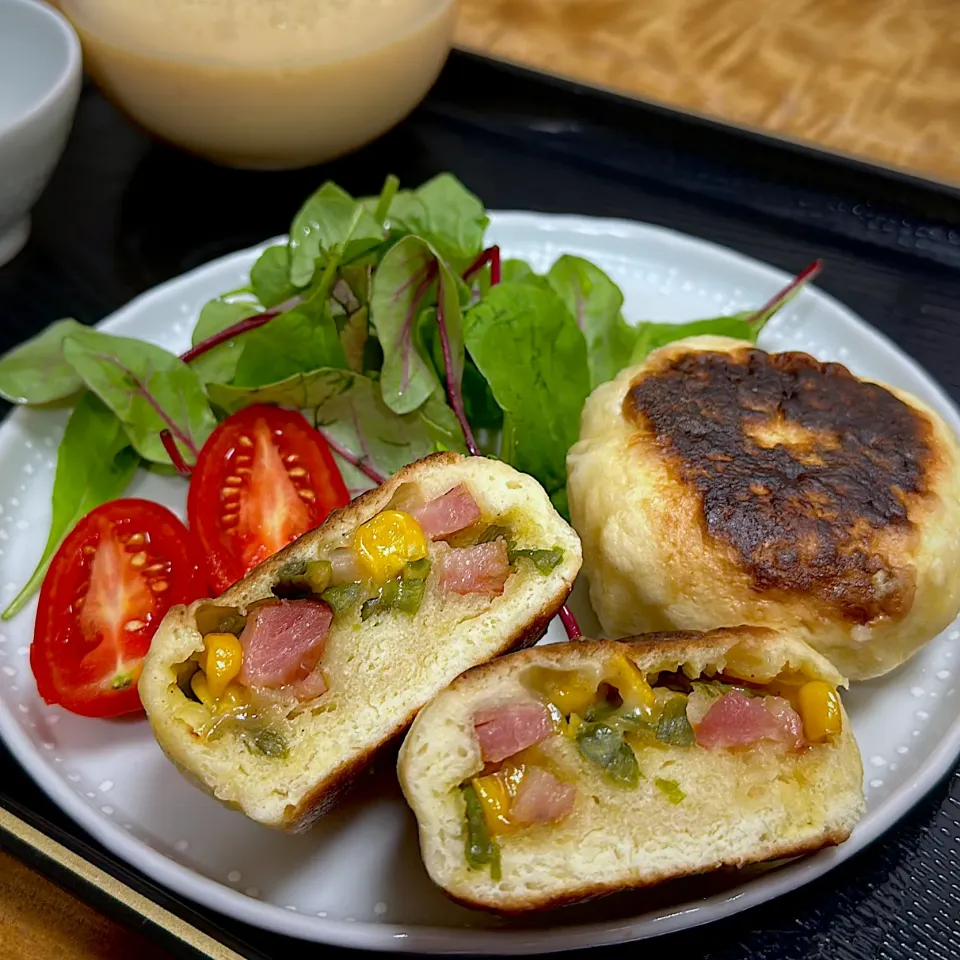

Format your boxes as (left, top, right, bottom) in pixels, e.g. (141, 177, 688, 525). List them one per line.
(623, 347, 935, 624)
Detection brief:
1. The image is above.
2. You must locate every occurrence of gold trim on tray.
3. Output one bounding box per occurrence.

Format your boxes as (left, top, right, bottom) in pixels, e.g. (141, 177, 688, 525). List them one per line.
(0, 806, 245, 960)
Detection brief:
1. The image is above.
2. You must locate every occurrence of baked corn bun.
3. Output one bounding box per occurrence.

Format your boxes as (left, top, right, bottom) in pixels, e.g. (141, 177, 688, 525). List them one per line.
(567, 335, 960, 681)
(140, 452, 581, 831)
(398, 625, 863, 912)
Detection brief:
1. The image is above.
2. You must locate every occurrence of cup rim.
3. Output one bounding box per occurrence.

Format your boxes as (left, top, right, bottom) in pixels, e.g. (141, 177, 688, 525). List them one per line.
(0, 0, 82, 139)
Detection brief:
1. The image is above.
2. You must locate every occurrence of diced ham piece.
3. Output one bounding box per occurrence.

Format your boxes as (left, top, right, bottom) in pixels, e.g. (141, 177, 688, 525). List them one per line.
(291, 669, 328, 702)
(238, 599, 332, 689)
(438, 541, 511, 597)
(474, 700, 554, 763)
(510, 767, 576, 825)
(412, 485, 482, 540)
(763, 696, 805, 751)
(694, 690, 805, 751)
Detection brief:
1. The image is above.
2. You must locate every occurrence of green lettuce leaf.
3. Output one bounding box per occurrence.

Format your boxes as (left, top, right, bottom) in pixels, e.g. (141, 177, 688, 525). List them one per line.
(463, 282, 590, 507)
(232, 299, 347, 387)
(383, 174, 488, 265)
(2, 394, 139, 619)
(288, 183, 385, 287)
(207, 368, 354, 415)
(370, 235, 460, 415)
(314, 376, 464, 487)
(0, 318, 88, 404)
(250, 244, 299, 308)
(629, 312, 760, 366)
(188, 299, 260, 385)
(547, 255, 637, 389)
(62, 330, 216, 464)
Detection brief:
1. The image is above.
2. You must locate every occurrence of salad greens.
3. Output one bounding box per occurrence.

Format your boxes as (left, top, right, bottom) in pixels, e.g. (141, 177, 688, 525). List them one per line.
(2, 395, 139, 619)
(0, 171, 819, 619)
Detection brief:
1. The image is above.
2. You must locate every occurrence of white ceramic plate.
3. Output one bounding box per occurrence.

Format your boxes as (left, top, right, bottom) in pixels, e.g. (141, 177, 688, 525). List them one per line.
(1, 213, 958, 954)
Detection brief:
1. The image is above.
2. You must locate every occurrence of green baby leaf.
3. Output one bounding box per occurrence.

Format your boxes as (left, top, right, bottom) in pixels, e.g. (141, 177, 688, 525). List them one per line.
(315, 376, 464, 487)
(250, 244, 299, 308)
(384, 174, 488, 265)
(629, 312, 760, 366)
(207, 368, 355, 415)
(289, 182, 384, 287)
(188, 299, 261, 385)
(232, 299, 347, 387)
(2, 393, 139, 620)
(62, 330, 216, 464)
(547, 255, 637, 389)
(500, 259, 550, 289)
(0, 318, 88, 404)
(370, 235, 459, 415)
(463, 282, 590, 507)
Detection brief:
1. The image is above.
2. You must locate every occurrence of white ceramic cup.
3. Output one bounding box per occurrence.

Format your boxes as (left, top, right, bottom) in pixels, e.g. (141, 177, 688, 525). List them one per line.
(0, 0, 82, 267)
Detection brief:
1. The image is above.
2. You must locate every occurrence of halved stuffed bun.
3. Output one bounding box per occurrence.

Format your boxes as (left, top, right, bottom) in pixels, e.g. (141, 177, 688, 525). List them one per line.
(140, 452, 581, 831)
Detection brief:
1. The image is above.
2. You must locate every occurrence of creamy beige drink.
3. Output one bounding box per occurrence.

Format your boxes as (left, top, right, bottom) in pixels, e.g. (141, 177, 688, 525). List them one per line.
(58, 0, 457, 168)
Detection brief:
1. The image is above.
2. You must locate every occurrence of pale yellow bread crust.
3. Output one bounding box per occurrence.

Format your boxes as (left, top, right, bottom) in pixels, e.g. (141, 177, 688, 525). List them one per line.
(567, 335, 960, 681)
(398, 625, 864, 913)
(139, 452, 581, 831)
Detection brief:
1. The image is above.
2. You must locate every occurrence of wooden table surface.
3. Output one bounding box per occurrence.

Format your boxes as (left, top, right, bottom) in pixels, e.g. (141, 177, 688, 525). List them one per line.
(455, 0, 960, 187)
(4, 2, 960, 957)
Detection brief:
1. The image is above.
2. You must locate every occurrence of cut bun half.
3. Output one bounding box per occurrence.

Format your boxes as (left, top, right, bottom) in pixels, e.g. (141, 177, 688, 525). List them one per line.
(139, 452, 581, 831)
(398, 625, 864, 912)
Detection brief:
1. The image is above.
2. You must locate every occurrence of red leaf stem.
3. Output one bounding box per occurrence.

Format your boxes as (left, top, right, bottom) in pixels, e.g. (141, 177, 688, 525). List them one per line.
(748, 260, 823, 324)
(159, 429, 194, 477)
(436, 274, 480, 457)
(318, 429, 386, 486)
(559, 604, 582, 640)
(179, 310, 279, 365)
(462, 245, 501, 286)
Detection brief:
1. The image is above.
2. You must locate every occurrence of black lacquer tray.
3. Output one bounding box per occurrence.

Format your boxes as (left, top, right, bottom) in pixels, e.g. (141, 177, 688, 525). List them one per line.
(1, 50, 958, 960)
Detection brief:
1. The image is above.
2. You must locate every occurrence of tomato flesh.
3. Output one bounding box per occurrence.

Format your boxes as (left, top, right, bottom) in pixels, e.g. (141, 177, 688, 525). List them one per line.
(31, 499, 206, 718)
(188, 405, 350, 593)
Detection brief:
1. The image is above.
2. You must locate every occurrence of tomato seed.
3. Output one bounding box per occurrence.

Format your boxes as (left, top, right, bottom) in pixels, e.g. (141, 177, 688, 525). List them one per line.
(125, 619, 146, 632)
(222, 513, 238, 524)
(130, 552, 147, 568)
(288, 466, 307, 477)
(127, 532, 146, 546)
(151, 581, 169, 594)
(82, 546, 96, 556)
(238, 435, 253, 447)
(144, 563, 167, 573)
(225, 475, 242, 485)
(284, 454, 298, 464)
(299, 489, 316, 501)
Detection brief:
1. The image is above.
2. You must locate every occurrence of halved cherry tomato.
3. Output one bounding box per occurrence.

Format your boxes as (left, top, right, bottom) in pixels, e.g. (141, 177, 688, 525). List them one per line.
(188, 405, 350, 593)
(31, 499, 206, 718)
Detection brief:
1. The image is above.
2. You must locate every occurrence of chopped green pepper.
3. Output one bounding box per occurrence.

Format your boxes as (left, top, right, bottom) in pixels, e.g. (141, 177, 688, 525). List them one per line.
(508, 546, 564, 574)
(655, 777, 686, 804)
(477, 524, 511, 544)
(361, 574, 427, 620)
(461, 784, 502, 880)
(242, 726, 289, 759)
(321, 582, 366, 615)
(403, 558, 432, 580)
(656, 697, 696, 747)
(576, 723, 641, 788)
